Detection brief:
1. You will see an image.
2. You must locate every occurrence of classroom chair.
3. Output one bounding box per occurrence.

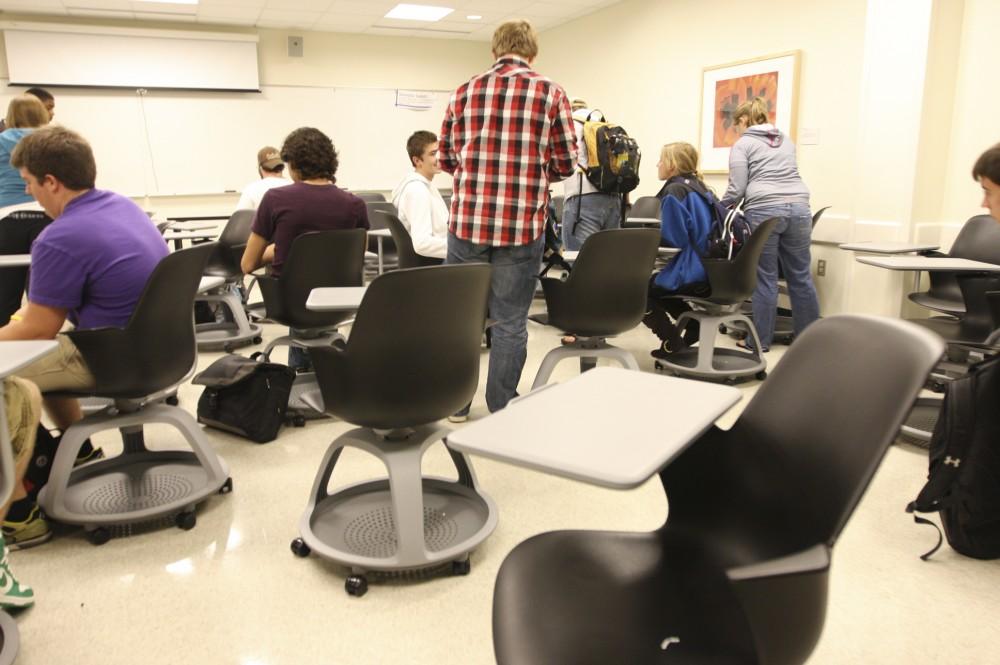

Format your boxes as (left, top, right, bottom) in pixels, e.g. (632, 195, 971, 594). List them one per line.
(379, 210, 443, 269)
(352, 191, 386, 203)
(492, 315, 942, 665)
(654, 218, 777, 382)
(37, 244, 231, 545)
(365, 201, 399, 273)
(532, 229, 659, 389)
(624, 195, 661, 227)
(290, 264, 496, 597)
(195, 209, 263, 352)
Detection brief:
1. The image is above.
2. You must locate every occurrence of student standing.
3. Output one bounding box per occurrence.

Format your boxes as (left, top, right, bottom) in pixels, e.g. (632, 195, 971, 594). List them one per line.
(561, 102, 621, 250)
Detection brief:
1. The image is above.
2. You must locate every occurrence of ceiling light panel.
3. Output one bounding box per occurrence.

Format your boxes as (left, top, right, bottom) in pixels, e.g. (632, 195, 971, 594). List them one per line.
(384, 3, 454, 22)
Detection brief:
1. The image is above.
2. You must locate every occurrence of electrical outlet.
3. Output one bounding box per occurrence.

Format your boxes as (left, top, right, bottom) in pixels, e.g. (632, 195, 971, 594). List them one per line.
(817, 259, 827, 277)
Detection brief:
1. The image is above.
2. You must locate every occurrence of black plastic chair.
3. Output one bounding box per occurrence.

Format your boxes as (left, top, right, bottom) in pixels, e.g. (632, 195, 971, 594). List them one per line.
(532, 229, 659, 387)
(195, 209, 262, 351)
(625, 195, 661, 227)
(290, 265, 497, 596)
(909, 215, 1000, 317)
(493, 315, 943, 665)
(38, 244, 231, 544)
(365, 201, 399, 272)
(908, 273, 1000, 345)
(655, 218, 778, 381)
(377, 210, 443, 269)
(351, 191, 386, 202)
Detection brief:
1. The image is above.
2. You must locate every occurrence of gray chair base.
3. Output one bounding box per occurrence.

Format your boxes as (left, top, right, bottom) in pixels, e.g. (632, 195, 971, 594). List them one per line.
(654, 307, 767, 381)
(195, 288, 263, 352)
(263, 332, 344, 422)
(532, 337, 638, 389)
(292, 424, 497, 595)
(0, 611, 18, 665)
(38, 402, 230, 541)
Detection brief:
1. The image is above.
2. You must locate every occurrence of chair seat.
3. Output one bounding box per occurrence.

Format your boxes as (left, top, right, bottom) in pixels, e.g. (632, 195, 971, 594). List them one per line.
(908, 292, 966, 317)
(494, 529, 756, 665)
(908, 316, 990, 344)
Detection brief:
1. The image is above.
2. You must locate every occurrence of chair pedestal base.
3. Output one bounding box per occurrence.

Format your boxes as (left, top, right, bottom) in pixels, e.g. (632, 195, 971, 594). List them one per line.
(38, 403, 230, 532)
(195, 288, 263, 351)
(295, 425, 497, 584)
(656, 311, 766, 381)
(0, 611, 19, 665)
(532, 338, 638, 389)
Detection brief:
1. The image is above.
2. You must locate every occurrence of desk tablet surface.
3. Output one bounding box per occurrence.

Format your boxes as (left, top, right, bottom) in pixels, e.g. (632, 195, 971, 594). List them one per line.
(0, 255, 30, 267)
(856, 256, 1000, 271)
(0, 340, 58, 377)
(839, 241, 940, 254)
(447, 367, 741, 489)
(306, 286, 368, 311)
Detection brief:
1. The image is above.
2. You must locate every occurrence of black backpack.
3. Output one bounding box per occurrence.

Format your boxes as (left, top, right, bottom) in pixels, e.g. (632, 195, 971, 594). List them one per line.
(579, 115, 641, 195)
(704, 196, 751, 260)
(907, 349, 1000, 559)
(193, 354, 296, 443)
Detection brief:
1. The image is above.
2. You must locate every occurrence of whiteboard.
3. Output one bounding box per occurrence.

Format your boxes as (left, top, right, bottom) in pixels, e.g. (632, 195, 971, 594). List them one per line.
(0, 82, 452, 196)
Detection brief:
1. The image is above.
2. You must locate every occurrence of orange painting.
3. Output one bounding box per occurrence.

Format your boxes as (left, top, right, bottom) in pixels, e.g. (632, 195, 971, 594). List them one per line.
(713, 71, 779, 148)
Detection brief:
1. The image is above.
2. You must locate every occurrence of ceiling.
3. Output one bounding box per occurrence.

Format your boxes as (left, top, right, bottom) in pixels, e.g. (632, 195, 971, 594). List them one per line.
(0, 0, 624, 40)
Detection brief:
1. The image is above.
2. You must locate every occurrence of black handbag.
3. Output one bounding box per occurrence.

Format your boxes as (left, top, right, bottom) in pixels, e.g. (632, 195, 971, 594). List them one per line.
(193, 354, 295, 443)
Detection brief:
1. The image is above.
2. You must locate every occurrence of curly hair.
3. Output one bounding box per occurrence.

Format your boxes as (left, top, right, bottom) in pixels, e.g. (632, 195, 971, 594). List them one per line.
(280, 127, 338, 182)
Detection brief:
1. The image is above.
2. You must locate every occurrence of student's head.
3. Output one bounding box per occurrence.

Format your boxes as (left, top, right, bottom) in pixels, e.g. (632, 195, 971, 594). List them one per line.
(657, 142, 700, 181)
(406, 130, 440, 178)
(5, 95, 49, 129)
(257, 145, 285, 178)
(280, 127, 338, 183)
(732, 97, 771, 133)
(973, 143, 1000, 222)
(570, 98, 588, 111)
(24, 87, 54, 120)
(10, 126, 97, 218)
(491, 20, 538, 62)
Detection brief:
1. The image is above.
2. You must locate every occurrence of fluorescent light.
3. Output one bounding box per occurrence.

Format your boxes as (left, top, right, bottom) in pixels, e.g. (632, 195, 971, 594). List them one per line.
(385, 3, 454, 22)
(467, 15, 482, 20)
(134, 0, 198, 4)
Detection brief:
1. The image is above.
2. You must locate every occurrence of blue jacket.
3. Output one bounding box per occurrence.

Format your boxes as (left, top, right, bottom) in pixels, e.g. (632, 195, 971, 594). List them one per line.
(653, 174, 712, 292)
(0, 128, 34, 208)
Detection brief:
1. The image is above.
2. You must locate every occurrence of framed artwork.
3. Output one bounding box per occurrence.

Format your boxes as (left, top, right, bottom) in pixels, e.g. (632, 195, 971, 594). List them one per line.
(699, 50, 801, 174)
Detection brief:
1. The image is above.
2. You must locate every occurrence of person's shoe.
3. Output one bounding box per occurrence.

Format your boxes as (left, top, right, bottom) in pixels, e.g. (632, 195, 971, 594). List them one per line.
(650, 340, 685, 360)
(448, 403, 471, 423)
(74, 444, 105, 467)
(2, 505, 52, 551)
(0, 536, 34, 609)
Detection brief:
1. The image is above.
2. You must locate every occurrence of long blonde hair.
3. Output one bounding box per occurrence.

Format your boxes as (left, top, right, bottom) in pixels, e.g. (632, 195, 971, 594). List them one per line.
(732, 97, 771, 127)
(660, 142, 703, 181)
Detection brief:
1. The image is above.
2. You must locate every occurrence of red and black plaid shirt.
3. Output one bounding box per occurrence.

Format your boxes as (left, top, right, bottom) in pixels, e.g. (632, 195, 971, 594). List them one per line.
(440, 56, 577, 246)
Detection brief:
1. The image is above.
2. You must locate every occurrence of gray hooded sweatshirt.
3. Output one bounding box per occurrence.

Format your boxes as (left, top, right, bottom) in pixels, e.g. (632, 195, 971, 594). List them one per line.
(723, 124, 809, 210)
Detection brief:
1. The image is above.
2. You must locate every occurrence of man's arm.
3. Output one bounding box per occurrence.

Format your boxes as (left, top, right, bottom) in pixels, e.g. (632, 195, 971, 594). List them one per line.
(546, 90, 578, 182)
(439, 92, 459, 174)
(722, 143, 749, 206)
(0, 302, 68, 341)
(241, 232, 270, 274)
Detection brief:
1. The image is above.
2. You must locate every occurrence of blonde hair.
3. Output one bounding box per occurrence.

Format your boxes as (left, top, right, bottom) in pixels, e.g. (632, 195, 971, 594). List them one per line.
(491, 20, 539, 60)
(732, 97, 771, 127)
(660, 142, 702, 181)
(5, 95, 49, 129)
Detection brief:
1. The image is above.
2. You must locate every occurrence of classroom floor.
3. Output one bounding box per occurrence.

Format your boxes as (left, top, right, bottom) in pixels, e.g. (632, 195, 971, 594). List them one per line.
(9, 301, 1000, 665)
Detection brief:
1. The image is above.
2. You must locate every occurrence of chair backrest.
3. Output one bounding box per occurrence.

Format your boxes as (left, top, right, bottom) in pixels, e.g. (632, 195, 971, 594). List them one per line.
(948, 214, 1000, 262)
(550, 195, 565, 225)
(68, 244, 216, 398)
(628, 196, 660, 220)
(259, 229, 366, 329)
(365, 201, 397, 228)
(205, 209, 256, 277)
(353, 191, 386, 202)
(701, 217, 778, 303)
(812, 206, 830, 227)
(733, 315, 942, 548)
(310, 264, 491, 428)
(378, 210, 441, 269)
(543, 228, 659, 337)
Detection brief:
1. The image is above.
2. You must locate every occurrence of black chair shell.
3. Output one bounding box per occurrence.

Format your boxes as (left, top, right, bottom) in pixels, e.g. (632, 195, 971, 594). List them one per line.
(701, 217, 779, 304)
(909, 274, 1000, 344)
(628, 195, 661, 220)
(204, 210, 255, 278)
(909, 215, 1000, 316)
(352, 191, 386, 202)
(376, 210, 442, 269)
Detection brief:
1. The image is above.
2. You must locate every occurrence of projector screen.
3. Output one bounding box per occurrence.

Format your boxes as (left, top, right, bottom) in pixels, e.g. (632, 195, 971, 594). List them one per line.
(3, 24, 260, 92)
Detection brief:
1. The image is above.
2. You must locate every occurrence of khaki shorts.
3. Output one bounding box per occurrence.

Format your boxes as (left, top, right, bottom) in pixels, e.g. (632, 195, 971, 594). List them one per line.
(16, 335, 95, 394)
(3, 376, 39, 464)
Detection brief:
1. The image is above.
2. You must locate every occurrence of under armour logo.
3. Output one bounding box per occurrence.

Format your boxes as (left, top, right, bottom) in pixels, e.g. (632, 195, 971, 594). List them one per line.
(944, 456, 961, 468)
(661, 637, 680, 650)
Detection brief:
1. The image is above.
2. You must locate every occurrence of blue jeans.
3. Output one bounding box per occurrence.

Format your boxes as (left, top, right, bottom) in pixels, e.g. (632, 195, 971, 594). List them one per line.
(745, 202, 820, 350)
(561, 193, 621, 251)
(447, 232, 544, 412)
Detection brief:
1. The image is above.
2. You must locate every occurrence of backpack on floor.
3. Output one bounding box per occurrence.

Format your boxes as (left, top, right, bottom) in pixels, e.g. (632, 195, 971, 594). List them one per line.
(193, 354, 296, 443)
(704, 196, 751, 261)
(579, 112, 641, 195)
(907, 349, 1000, 560)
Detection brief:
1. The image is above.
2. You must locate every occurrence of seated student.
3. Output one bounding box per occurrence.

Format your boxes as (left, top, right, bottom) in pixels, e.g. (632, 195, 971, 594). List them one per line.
(390, 130, 448, 260)
(241, 127, 369, 370)
(0, 126, 168, 546)
(974, 142, 1000, 222)
(0, 377, 40, 602)
(235, 146, 292, 211)
(0, 87, 54, 134)
(643, 142, 713, 359)
(0, 95, 51, 208)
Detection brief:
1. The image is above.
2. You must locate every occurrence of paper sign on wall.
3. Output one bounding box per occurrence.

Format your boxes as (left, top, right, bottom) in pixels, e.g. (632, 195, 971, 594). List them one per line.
(395, 90, 436, 111)
(799, 127, 821, 145)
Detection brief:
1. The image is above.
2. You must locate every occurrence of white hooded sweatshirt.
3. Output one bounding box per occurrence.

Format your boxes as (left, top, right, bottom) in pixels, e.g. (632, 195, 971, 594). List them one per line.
(390, 171, 449, 259)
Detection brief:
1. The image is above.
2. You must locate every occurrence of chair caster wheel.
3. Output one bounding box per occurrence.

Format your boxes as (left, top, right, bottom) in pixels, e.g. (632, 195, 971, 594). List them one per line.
(252, 336, 263, 345)
(175, 511, 196, 531)
(223, 343, 234, 353)
(219, 477, 233, 494)
(654, 361, 664, 371)
(165, 395, 179, 406)
(451, 559, 471, 576)
(290, 538, 311, 558)
(755, 370, 768, 381)
(718, 324, 728, 335)
(292, 416, 306, 428)
(87, 526, 111, 546)
(345, 575, 368, 597)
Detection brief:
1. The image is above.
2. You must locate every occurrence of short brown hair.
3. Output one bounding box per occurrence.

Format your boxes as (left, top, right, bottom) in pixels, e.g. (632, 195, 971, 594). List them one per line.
(10, 126, 96, 190)
(280, 127, 338, 182)
(5, 95, 49, 129)
(733, 97, 772, 127)
(972, 143, 1000, 185)
(491, 20, 538, 60)
(406, 130, 437, 167)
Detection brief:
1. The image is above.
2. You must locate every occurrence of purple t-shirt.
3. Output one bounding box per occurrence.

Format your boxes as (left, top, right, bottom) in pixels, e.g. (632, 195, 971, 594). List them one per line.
(251, 182, 369, 276)
(29, 189, 169, 329)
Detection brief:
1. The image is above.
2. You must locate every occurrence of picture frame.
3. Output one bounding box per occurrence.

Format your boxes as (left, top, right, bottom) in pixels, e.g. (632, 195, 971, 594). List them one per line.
(699, 50, 801, 174)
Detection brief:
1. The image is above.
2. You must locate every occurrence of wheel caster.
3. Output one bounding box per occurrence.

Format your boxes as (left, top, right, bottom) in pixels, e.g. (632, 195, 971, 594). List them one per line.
(218, 477, 233, 494)
(165, 395, 179, 406)
(290, 537, 311, 558)
(345, 575, 368, 597)
(755, 371, 768, 381)
(87, 527, 111, 546)
(654, 361, 664, 371)
(223, 343, 234, 353)
(175, 511, 196, 531)
(451, 559, 471, 576)
(718, 324, 728, 335)
(252, 336, 263, 345)
(292, 416, 306, 428)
